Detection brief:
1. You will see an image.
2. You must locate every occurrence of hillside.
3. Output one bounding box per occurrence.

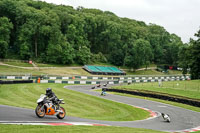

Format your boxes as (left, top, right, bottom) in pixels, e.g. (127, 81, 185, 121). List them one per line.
(0, 0, 183, 70)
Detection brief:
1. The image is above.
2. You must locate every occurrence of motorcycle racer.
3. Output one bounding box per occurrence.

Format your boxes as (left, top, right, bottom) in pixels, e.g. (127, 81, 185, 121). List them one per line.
(46, 88, 59, 111)
(35, 91, 66, 119)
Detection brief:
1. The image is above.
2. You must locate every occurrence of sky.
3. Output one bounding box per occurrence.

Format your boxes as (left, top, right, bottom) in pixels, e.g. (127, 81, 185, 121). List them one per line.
(41, 0, 200, 43)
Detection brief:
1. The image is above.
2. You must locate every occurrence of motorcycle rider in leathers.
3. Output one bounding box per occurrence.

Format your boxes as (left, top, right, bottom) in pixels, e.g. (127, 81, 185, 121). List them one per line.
(46, 88, 59, 111)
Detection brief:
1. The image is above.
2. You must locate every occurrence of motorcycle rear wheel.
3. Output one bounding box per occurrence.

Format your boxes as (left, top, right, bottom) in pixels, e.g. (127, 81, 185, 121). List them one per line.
(56, 107, 66, 119)
(35, 105, 45, 118)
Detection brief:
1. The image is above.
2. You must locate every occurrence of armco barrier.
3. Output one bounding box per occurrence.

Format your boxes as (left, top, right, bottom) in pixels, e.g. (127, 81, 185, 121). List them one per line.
(107, 89, 200, 107)
(0, 75, 190, 81)
(0, 75, 190, 85)
(0, 80, 33, 84)
(36, 78, 188, 84)
(37, 80, 101, 84)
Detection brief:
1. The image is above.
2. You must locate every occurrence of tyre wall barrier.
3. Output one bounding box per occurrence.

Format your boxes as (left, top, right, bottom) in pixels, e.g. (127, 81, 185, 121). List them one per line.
(0, 80, 33, 84)
(107, 89, 200, 107)
(37, 80, 101, 84)
(35, 77, 188, 84)
(0, 75, 190, 81)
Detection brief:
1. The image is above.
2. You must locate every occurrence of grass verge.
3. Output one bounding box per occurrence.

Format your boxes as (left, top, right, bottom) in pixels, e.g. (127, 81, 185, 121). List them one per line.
(114, 80, 200, 100)
(0, 83, 149, 121)
(0, 65, 90, 76)
(0, 124, 166, 133)
(0, 65, 91, 76)
(125, 69, 182, 75)
(3, 61, 33, 67)
(0, 65, 44, 75)
(0, 62, 182, 76)
(35, 63, 81, 67)
(39, 67, 90, 76)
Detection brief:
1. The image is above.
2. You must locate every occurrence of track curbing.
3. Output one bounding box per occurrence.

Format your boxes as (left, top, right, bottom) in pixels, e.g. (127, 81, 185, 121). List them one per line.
(0, 122, 109, 126)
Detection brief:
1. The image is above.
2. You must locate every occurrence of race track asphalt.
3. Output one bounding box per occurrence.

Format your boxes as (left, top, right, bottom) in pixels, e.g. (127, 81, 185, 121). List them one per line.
(0, 85, 200, 132)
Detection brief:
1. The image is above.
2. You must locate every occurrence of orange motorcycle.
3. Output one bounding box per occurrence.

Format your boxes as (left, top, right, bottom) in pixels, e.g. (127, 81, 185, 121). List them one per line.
(35, 94, 66, 119)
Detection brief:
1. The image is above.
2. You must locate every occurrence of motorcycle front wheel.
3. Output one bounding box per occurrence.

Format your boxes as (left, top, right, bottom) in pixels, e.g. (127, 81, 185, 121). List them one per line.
(35, 105, 45, 118)
(56, 107, 66, 119)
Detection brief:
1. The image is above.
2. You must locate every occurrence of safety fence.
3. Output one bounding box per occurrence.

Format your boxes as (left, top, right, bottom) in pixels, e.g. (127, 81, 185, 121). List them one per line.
(0, 75, 190, 85)
(0, 75, 190, 81)
(35, 77, 188, 84)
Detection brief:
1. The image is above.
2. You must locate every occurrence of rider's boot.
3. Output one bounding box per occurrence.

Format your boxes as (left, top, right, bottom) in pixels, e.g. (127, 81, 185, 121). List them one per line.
(55, 105, 61, 112)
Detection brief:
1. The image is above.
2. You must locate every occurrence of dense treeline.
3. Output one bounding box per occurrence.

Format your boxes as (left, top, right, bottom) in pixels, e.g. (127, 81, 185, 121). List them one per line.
(178, 30, 200, 79)
(0, 0, 185, 69)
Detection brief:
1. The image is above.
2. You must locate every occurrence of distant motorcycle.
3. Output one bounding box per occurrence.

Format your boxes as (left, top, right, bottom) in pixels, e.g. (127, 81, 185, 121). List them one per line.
(97, 84, 101, 87)
(101, 87, 107, 96)
(161, 113, 170, 123)
(91, 86, 95, 89)
(35, 94, 66, 119)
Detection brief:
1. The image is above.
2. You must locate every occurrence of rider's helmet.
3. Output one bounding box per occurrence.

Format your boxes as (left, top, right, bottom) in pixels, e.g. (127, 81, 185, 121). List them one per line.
(46, 88, 52, 96)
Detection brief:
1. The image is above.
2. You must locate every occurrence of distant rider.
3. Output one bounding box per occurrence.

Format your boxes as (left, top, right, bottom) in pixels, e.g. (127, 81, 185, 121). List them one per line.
(101, 84, 107, 96)
(46, 88, 59, 110)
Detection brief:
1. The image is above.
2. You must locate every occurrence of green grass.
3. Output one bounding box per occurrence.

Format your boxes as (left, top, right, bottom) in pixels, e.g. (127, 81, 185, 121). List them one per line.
(125, 69, 164, 75)
(0, 65, 90, 76)
(0, 64, 183, 76)
(1, 59, 182, 76)
(0, 124, 166, 133)
(125, 69, 182, 75)
(114, 80, 200, 100)
(39, 67, 91, 76)
(36, 63, 81, 67)
(3, 61, 33, 67)
(0, 61, 183, 76)
(0, 64, 91, 76)
(0, 65, 45, 75)
(36, 63, 66, 67)
(168, 70, 183, 75)
(0, 83, 149, 121)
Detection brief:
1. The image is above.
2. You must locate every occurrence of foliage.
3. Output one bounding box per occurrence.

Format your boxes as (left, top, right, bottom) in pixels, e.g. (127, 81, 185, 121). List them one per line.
(189, 30, 200, 79)
(178, 44, 190, 74)
(0, 16, 13, 58)
(124, 39, 153, 70)
(178, 29, 200, 79)
(91, 52, 107, 63)
(0, 0, 184, 67)
(75, 46, 91, 65)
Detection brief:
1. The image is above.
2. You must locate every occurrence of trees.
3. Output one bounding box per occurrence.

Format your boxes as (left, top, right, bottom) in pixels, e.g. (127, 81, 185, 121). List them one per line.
(124, 43, 137, 69)
(124, 39, 153, 70)
(0, 0, 185, 68)
(178, 44, 190, 74)
(188, 29, 200, 79)
(167, 34, 183, 65)
(134, 39, 153, 69)
(0, 17, 13, 58)
(189, 40, 200, 79)
(76, 46, 91, 65)
(178, 30, 200, 79)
